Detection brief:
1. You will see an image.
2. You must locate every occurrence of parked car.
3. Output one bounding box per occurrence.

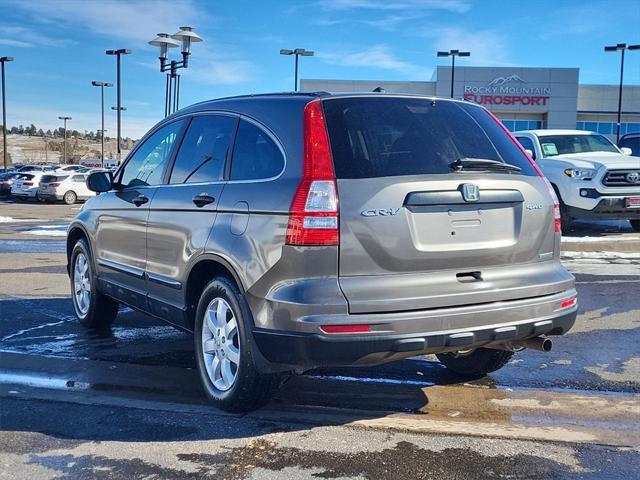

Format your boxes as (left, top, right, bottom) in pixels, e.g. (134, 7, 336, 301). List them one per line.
(56, 165, 84, 174)
(10, 172, 45, 201)
(619, 132, 640, 157)
(38, 173, 96, 204)
(68, 93, 577, 412)
(0, 172, 21, 196)
(16, 164, 57, 173)
(514, 129, 640, 231)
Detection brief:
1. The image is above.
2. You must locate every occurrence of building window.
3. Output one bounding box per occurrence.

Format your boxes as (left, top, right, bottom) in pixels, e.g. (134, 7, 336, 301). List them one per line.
(499, 119, 543, 132)
(576, 121, 640, 135)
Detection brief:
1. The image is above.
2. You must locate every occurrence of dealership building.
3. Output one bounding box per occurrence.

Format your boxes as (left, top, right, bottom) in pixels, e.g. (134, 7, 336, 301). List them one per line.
(301, 66, 640, 137)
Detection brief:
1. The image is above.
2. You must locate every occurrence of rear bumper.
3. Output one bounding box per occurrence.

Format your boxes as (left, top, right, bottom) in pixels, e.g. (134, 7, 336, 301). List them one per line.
(253, 289, 578, 369)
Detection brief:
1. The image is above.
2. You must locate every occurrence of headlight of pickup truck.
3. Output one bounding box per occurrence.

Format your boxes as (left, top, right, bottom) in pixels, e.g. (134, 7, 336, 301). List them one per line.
(564, 168, 597, 179)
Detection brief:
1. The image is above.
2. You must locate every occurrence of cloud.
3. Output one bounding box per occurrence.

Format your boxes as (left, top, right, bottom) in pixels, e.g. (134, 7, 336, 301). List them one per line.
(421, 27, 513, 67)
(319, 45, 432, 78)
(11, 0, 204, 44)
(0, 26, 77, 48)
(319, 0, 470, 13)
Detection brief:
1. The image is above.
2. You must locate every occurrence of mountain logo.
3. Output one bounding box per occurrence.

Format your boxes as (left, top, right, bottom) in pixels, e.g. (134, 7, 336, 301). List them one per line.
(487, 75, 527, 87)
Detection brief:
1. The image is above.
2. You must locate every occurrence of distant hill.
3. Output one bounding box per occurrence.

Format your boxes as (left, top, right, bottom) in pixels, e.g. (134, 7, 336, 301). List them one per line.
(0, 134, 134, 165)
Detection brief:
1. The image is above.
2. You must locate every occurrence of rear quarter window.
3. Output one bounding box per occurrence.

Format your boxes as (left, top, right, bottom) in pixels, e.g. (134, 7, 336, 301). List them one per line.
(230, 120, 284, 181)
(322, 97, 538, 178)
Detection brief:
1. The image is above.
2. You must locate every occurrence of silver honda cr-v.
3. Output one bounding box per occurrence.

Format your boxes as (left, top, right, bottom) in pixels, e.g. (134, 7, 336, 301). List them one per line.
(67, 93, 577, 412)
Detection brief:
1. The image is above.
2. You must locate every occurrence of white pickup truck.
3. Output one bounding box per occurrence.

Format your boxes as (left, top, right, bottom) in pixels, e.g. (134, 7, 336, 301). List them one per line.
(513, 129, 640, 232)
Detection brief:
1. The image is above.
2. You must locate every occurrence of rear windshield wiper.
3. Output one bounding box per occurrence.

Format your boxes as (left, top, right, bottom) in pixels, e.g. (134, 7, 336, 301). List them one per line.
(450, 158, 522, 173)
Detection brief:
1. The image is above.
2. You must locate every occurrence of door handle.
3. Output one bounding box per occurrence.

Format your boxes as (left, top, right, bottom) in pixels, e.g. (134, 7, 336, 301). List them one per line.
(132, 194, 149, 207)
(192, 194, 215, 208)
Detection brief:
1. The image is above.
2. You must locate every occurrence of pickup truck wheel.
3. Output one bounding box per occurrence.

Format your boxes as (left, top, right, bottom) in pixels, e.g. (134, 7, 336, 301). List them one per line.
(436, 348, 514, 377)
(70, 238, 119, 328)
(559, 200, 572, 232)
(630, 220, 640, 232)
(194, 276, 278, 413)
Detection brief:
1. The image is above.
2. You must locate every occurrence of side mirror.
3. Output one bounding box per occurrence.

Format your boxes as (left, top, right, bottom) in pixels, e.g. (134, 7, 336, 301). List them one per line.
(524, 149, 536, 160)
(620, 147, 632, 156)
(87, 170, 113, 193)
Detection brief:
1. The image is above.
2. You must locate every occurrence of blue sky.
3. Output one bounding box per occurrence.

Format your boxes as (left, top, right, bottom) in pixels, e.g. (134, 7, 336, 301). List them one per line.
(1, 0, 639, 138)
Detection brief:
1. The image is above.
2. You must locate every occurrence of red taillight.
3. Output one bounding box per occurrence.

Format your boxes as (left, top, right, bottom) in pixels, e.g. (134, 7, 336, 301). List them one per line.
(286, 99, 339, 246)
(560, 296, 577, 310)
(321, 324, 370, 334)
(23, 182, 33, 186)
(50, 182, 61, 187)
(484, 108, 561, 234)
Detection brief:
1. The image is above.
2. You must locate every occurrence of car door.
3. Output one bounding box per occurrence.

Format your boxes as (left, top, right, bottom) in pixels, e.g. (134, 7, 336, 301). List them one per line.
(145, 114, 237, 326)
(93, 120, 185, 311)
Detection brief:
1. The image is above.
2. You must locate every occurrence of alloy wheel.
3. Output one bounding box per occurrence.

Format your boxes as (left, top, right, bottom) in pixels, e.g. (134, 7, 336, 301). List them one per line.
(201, 297, 240, 391)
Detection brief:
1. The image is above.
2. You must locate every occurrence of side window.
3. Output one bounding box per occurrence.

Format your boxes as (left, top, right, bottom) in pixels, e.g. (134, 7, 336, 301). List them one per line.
(119, 121, 184, 188)
(71, 174, 85, 182)
(230, 120, 284, 181)
(516, 136, 536, 159)
(170, 115, 236, 184)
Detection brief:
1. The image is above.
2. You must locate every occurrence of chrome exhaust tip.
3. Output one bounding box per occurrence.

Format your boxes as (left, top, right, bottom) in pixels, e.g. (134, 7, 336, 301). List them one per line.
(521, 337, 553, 352)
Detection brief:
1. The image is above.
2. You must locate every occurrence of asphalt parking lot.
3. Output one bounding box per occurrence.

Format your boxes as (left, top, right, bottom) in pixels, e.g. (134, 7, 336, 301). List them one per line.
(0, 198, 639, 479)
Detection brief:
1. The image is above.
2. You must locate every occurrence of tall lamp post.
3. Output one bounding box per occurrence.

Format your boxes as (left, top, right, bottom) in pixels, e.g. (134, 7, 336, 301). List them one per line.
(149, 27, 203, 117)
(91, 81, 113, 167)
(437, 49, 471, 98)
(58, 116, 72, 164)
(604, 43, 640, 142)
(106, 49, 131, 163)
(280, 48, 314, 91)
(1, 56, 14, 171)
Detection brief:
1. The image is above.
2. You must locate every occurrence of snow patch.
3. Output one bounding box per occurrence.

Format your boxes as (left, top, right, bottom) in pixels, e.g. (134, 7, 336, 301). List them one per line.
(562, 236, 640, 243)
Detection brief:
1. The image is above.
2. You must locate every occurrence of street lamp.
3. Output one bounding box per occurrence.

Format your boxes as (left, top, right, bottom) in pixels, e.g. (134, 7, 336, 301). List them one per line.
(604, 43, 640, 142)
(91, 81, 113, 167)
(1, 56, 14, 172)
(106, 48, 131, 163)
(58, 116, 72, 164)
(437, 49, 471, 98)
(148, 26, 203, 117)
(280, 48, 314, 91)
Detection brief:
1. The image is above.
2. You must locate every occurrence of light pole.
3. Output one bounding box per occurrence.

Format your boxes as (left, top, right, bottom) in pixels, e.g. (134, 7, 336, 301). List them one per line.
(106, 48, 131, 163)
(149, 27, 203, 117)
(280, 48, 314, 91)
(91, 81, 113, 167)
(604, 43, 640, 142)
(437, 49, 471, 98)
(1, 56, 14, 171)
(58, 116, 72, 164)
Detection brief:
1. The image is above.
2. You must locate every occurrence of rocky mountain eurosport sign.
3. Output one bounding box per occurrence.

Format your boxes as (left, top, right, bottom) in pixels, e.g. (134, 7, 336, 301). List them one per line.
(463, 75, 551, 106)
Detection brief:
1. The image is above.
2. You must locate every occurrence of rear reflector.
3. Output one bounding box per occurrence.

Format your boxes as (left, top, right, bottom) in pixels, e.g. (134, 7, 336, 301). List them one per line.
(286, 100, 339, 246)
(484, 108, 561, 234)
(321, 324, 371, 334)
(560, 296, 577, 309)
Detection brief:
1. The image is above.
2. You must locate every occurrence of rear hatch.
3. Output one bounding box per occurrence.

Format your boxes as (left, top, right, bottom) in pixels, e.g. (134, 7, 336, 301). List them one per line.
(13, 174, 34, 192)
(39, 174, 69, 192)
(322, 96, 563, 314)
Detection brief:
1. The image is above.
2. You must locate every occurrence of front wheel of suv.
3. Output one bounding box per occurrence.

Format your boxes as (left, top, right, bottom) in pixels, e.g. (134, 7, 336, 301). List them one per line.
(70, 238, 119, 328)
(436, 348, 514, 377)
(194, 276, 278, 413)
(630, 220, 640, 232)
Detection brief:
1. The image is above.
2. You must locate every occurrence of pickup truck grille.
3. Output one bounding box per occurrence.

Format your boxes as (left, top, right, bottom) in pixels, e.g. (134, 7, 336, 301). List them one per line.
(602, 169, 640, 187)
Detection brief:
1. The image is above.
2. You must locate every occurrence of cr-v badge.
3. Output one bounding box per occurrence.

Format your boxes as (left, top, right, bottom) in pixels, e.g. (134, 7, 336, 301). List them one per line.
(361, 208, 401, 217)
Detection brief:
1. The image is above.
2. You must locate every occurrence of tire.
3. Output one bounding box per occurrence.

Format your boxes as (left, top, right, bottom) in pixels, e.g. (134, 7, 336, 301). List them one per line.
(559, 199, 572, 233)
(70, 238, 119, 328)
(630, 220, 640, 232)
(194, 276, 278, 413)
(436, 348, 514, 377)
(63, 190, 77, 205)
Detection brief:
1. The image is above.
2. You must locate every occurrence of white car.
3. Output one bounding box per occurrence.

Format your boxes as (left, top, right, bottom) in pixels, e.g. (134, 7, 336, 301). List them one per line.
(37, 172, 96, 204)
(55, 165, 84, 174)
(514, 129, 640, 232)
(10, 172, 45, 201)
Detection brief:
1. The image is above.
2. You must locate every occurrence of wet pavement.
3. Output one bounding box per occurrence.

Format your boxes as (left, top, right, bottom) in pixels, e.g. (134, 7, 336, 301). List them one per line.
(1, 200, 639, 478)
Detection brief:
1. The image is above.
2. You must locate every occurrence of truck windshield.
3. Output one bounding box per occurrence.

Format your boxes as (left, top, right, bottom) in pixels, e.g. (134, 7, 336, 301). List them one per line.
(537, 134, 619, 157)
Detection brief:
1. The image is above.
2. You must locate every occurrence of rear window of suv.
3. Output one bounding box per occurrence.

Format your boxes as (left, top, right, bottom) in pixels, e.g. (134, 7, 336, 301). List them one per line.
(41, 175, 68, 183)
(322, 97, 538, 178)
